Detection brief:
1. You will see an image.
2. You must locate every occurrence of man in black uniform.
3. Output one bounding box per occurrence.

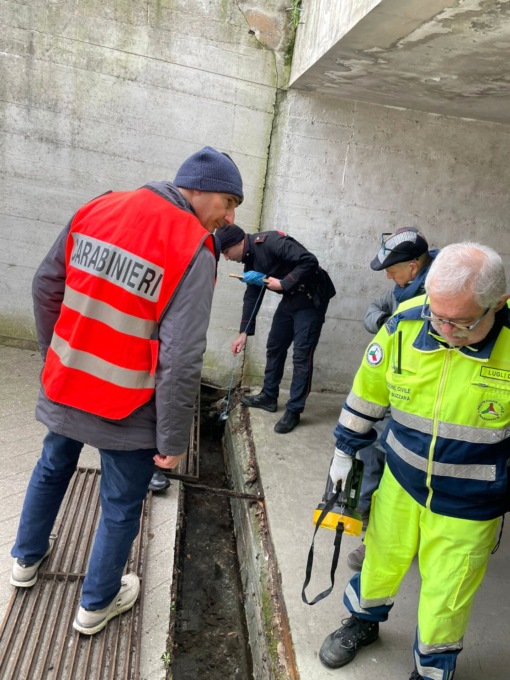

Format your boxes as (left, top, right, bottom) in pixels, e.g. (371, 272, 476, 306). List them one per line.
(215, 225, 335, 434)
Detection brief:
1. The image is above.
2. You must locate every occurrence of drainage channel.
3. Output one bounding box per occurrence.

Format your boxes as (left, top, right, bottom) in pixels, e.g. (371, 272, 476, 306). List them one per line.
(169, 404, 254, 680)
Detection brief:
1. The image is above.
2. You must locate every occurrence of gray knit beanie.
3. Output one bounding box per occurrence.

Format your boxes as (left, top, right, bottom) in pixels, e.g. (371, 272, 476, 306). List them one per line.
(174, 146, 243, 203)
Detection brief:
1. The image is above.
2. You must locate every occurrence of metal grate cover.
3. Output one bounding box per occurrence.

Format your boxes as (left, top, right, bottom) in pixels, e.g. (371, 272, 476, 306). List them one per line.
(0, 467, 152, 680)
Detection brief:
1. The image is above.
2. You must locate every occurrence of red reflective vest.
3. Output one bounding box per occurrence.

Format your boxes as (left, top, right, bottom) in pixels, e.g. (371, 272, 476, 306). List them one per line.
(42, 187, 215, 419)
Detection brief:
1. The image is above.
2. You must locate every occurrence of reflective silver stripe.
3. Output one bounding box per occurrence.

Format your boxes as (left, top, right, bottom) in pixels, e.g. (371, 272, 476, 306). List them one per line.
(417, 632, 463, 655)
(392, 408, 433, 434)
(338, 409, 372, 433)
(70, 233, 164, 301)
(50, 333, 155, 390)
(359, 594, 394, 608)
(345, 581, 394, 612)
(345, 390, 387, 418)
(415, 636, 462, 680)
(392, 407, 510, 444)
(63, 286, 156, 339)
(387, 430, 496, 481)
(415, 656, 450, 680)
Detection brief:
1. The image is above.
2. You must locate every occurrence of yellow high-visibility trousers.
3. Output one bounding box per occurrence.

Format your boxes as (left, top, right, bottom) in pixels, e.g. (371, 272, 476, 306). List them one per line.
(345, 466, 499, 679)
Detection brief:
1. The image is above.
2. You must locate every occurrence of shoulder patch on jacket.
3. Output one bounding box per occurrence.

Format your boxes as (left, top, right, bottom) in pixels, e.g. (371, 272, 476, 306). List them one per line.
(366, 343, 384, 366)
(254, 234, 269, 244)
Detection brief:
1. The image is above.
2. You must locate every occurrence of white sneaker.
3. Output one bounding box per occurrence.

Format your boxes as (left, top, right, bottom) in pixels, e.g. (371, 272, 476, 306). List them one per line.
(73, 573, 140, 635)
(10, 534, 58, 588)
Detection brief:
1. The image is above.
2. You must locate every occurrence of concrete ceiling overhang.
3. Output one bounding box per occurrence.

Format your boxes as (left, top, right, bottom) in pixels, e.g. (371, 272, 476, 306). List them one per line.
(289, 0, 510, 125)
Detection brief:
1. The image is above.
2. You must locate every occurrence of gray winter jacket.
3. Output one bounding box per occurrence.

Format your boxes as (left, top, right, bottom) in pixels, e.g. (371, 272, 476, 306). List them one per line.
(364, 288, 397, 334)
(33, 182, 216, 456)
(363, 249, 439, 335)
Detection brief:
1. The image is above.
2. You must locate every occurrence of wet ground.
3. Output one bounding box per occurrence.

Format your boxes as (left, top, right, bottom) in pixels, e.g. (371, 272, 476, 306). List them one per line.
(171, 401, 253, 680)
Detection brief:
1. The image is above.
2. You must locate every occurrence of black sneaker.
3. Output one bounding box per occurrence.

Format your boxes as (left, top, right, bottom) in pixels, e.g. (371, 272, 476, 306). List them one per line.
(274, 409, 300, 433)
(319, 615, 379, 669)
(240, 391, 277, 412)
(148, 470, 171, 492)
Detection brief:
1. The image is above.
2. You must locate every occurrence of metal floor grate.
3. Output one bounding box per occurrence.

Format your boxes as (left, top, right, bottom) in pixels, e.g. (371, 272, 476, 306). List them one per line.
(0, 467, 152, 680)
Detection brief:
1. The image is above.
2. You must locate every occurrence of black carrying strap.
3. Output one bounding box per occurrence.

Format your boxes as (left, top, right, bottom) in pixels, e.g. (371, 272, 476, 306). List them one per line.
(491, 514, 505, 554)
(302, 492, 345, 606)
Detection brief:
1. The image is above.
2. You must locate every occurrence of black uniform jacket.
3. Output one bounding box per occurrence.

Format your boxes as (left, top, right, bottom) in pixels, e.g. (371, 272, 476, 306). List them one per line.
(239, 231, 335, 335)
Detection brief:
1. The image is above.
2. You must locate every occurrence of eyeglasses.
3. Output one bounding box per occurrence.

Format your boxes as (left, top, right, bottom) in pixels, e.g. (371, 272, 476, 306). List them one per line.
(380, 232, 412, 255)
(420, 296, 491, 332)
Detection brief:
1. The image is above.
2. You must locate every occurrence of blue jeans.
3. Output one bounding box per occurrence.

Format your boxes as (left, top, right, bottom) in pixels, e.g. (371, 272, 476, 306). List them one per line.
(12, 431, 155, 610)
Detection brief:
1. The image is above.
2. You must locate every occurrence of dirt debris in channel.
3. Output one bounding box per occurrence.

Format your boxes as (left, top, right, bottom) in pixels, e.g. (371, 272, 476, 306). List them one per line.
(169, 388, 254, 680)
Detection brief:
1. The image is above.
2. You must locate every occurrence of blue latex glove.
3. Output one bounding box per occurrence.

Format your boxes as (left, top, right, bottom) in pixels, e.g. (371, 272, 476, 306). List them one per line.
(241, 271, 267, 287)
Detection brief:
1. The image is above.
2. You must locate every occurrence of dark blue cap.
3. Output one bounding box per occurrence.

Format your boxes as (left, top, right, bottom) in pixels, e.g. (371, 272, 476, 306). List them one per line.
(215, 225, 246, 251)
(174, 146, 243, 203)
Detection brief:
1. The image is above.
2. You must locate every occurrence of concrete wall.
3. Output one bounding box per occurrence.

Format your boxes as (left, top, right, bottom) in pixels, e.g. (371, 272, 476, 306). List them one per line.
(289, 0, 510, 127)
(2, 0, 510, 395)
(0, 0, 290, 345)
(213, 90, 510, 393)
(290, 0, 382, 83)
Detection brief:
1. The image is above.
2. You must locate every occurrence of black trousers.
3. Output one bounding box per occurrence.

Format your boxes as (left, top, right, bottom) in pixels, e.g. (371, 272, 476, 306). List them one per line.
(262, 297, 327, 413)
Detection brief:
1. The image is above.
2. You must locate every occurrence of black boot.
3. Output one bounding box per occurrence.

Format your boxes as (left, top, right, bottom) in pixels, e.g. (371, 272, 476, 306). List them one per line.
(319, 615, 379, 669)
(274, 409, 300, 433)
(240, 391, 277, 412)
(148, 470, 171, 492)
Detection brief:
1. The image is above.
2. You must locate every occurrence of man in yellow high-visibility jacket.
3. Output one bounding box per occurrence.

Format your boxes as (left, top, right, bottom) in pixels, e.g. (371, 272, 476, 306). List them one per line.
(319, 242, 510, 680)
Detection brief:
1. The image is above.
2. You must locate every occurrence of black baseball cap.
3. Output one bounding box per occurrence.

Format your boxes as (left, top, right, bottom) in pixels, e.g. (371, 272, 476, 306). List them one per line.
(370, 227, 428, 271)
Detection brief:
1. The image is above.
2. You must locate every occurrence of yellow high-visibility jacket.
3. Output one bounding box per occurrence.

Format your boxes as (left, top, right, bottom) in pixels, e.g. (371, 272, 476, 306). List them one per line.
(334, 296, 510, 520)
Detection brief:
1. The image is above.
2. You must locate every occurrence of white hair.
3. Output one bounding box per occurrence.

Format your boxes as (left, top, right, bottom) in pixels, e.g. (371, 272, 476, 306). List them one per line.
(425, 242, 506, 308)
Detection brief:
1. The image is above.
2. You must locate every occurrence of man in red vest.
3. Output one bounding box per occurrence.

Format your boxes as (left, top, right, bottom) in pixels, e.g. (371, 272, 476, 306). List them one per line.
(10, 146, 243, 635)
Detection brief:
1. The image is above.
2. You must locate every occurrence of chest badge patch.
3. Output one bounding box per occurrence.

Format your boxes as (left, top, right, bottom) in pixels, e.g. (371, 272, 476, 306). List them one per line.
(366, 343, 384, 366)
(478, 400, 504, 421)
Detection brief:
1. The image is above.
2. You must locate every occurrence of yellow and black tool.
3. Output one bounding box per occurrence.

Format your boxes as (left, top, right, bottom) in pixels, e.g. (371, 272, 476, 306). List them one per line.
(302, 458, 364, 605)
(313, 458, 364, 536)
